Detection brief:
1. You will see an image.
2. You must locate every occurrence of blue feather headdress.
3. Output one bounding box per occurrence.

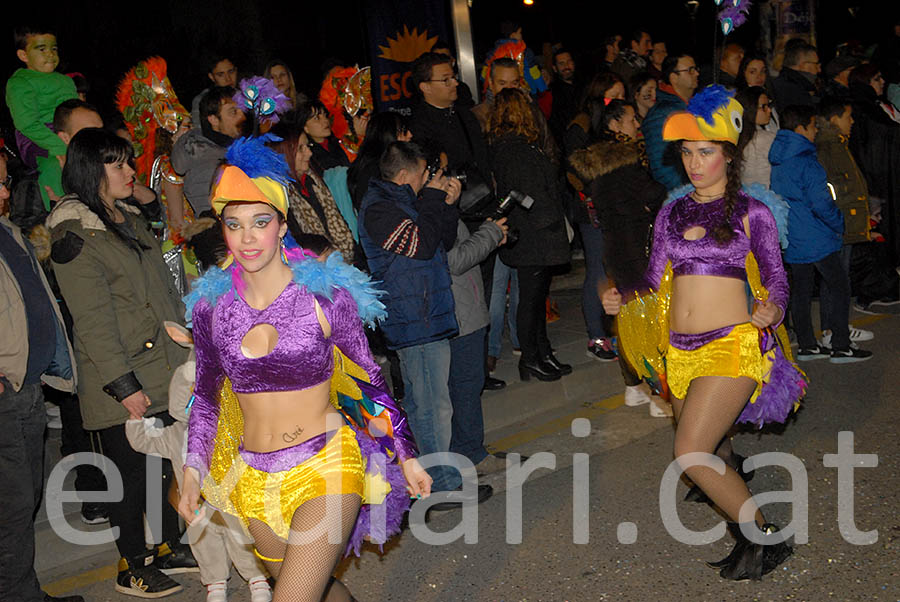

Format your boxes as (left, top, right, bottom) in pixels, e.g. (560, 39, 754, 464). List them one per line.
(224, 134, 294, 185)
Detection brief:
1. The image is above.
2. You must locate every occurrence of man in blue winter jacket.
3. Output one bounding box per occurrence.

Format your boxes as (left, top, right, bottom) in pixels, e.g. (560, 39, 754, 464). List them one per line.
(358, 142, 493, 508)
(643, 53, 698, 190)
(769, 105, 872, 364)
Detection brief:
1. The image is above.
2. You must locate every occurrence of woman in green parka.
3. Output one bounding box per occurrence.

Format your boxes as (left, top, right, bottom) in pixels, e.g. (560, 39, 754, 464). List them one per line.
(47, 128, 195, 597)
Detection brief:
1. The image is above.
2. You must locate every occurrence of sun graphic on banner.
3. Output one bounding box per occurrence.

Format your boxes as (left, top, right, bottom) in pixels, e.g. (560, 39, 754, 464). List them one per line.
(378, 25, 437, 63)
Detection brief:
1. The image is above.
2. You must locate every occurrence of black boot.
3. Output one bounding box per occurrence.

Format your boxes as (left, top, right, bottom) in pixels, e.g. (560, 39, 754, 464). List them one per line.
(712, 522, 793, 581)
(518, 358, 561, 381)
(685, 454, 755, 504)
(541, 352, 572, 375)
(706, 522, 741, 568)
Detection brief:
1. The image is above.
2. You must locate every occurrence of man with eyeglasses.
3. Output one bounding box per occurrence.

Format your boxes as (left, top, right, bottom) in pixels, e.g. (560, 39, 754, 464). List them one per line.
(773, 42, 821, 109)
(409, 52, 492, 222)
(642, 53, 699, 190)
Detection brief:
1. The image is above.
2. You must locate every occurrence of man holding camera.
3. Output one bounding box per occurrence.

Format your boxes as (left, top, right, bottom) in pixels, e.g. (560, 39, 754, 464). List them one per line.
(409, 52, 493, 227)
(358, 141, 493, 507)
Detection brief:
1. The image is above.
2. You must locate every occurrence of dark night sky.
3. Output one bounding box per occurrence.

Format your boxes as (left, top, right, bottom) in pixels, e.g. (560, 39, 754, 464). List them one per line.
(1, 0, 897, 130)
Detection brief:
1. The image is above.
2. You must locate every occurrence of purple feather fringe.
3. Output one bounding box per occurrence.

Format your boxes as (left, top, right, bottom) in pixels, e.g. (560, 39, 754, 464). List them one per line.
(737, 344, 806, 428)
(344, 426, 410, 557)
(719, 1, 752, 30)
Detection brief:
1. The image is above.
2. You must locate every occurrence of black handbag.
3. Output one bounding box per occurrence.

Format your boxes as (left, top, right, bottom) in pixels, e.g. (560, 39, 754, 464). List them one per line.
(453, 110, 495, 218)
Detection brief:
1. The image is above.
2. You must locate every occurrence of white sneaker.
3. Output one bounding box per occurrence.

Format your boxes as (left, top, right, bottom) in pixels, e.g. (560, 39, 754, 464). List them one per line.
(206, 580, 227, 602)
(648, 396, 673, 418)
(820, 328, 870, 349)
(45, 402, 62, 429)
(249, 576, 272, 602)
(849, 327, 874, 341)
(624, 385, 651, 406)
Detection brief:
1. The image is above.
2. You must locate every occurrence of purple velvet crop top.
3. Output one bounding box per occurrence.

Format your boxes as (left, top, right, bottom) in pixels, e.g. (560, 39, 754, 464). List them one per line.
(185, 265, 417, 478)
(208, 283, 373, 395)
(644, 191, 789, 316)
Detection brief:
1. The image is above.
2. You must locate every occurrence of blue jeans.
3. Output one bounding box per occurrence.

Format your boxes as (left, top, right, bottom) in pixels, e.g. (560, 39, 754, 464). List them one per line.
(488, 255, 520, 357)
(580, 223, 608, 340)
(0, 382, 47, 602)
(449, 328, 489, 465)
(396, 339, 461, 492)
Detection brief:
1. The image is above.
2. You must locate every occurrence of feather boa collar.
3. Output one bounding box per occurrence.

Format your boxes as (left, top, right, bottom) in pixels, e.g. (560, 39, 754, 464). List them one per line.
(184, 251, 386, 328)
(663, 183, 791, 250)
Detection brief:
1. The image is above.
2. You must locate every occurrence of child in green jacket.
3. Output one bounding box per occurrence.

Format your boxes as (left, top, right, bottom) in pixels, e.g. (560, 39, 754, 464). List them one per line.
(5, 26, 76, 205)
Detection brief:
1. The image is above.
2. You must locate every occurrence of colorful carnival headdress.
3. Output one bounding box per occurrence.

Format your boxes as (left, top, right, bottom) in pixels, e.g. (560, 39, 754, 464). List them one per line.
(116, 57, 189, 183)
(663, 85, 744, 145)
(211, 135, 293, 218)
(715, 0, 752, 35)
(319, 66, 373, 159)
(233, 76, 291, 132)
(481, 40, 526, 95)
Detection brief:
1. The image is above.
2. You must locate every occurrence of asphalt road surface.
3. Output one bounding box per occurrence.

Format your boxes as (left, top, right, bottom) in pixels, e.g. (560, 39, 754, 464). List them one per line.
(41, 297, 898, 601)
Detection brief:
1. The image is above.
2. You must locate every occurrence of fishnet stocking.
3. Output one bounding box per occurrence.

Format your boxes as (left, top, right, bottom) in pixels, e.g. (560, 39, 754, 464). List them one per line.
(673, 400, 741, 470)
(671, 376, 764, 526)
(248, 494, 361, 602)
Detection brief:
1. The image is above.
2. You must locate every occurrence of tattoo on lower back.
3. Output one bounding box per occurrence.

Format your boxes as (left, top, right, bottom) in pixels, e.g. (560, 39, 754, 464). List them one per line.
(282, 425, 304, 443)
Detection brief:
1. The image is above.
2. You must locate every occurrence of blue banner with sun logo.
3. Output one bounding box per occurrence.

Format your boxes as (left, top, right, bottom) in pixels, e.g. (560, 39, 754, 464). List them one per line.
(364, 0, 451, 114)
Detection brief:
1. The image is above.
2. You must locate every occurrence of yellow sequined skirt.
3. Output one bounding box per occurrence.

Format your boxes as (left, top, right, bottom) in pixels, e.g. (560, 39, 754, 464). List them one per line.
(666, 322, 763, 401)
(209, 425, 392, 542)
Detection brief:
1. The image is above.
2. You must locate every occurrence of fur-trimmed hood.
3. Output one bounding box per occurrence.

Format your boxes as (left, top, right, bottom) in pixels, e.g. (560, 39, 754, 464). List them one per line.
(569, 139, 643, 181)
(46, 194, 142, 231)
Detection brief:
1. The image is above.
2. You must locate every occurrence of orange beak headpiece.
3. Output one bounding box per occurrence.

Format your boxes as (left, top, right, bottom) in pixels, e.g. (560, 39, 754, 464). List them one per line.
(663, 85, 744, 145)
(211, 134, 292, 219)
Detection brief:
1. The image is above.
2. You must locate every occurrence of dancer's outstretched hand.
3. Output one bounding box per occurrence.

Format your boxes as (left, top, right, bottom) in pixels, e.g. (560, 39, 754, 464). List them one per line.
(751, 300, 782, 328)
(178, 467, 205, 524)
(402, 457, 432, 499)
(601, 287, 623, 315)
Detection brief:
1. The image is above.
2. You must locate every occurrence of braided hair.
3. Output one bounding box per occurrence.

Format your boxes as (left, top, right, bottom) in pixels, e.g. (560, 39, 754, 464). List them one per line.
(711, 141, 743, 244)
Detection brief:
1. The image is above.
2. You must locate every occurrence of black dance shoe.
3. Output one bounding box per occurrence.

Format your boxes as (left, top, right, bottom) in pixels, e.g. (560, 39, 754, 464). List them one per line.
(541, 353, 572, 375)
(709, 522, 793, 581)
(518, 359, 562, 381)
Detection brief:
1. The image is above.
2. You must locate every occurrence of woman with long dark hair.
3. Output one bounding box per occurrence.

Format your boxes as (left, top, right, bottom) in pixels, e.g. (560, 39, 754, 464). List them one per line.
(488, 88, 571, 381)
(735, 86, 777, 187)
(602, 87, 803, 580)
(178, 137, 430, 601)
(564, 71, 626, 153)
(735, 53, 779, 132)
(302, 100, 352, 170)
(569, 99, 669, 415)
(267, 115, 356, 260)
(48, 128, 193, 597)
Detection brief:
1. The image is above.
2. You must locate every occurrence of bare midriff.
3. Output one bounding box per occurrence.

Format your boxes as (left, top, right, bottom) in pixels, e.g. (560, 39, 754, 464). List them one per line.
(237, 379, 342, 453)
(670, 275, 752, 334)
